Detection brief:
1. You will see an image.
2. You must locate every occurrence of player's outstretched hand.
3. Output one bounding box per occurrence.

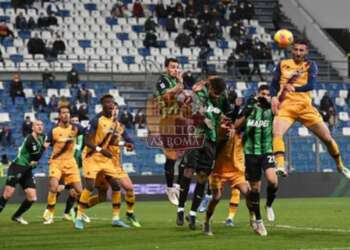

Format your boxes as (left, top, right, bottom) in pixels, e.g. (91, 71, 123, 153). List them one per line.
(271, 97, 280, 115)
(284, 83, 295, 92)
(100, 149, 113, 158)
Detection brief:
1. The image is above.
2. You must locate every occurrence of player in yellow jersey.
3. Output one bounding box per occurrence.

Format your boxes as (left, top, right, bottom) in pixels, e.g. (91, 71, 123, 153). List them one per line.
(43, 106, 83, 224)
(87, 104, 141, 228)
(203, 132, 263, 236)
(271, 39, 350, 178)
(75, 94, 122, 230)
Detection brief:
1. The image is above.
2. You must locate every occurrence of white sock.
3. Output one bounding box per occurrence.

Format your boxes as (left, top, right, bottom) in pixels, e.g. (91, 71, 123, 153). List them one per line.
(189, 210, 196, 217)
(177, 207, 184, 212)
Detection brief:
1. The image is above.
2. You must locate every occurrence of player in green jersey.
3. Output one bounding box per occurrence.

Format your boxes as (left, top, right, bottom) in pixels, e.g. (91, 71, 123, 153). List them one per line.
(176, 77, 227, 230)
(0, 120, 48, 224)
(235, 85, 279, 236)
(155, 58, 184, 205)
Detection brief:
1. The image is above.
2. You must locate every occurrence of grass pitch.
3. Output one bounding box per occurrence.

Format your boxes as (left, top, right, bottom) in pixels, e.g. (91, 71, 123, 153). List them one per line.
(1, 197, 350, 250)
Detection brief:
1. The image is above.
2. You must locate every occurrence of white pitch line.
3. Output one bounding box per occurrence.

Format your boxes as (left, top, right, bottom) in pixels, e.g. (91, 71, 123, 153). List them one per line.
(295, 248, 350, 250)
(274, 224, 350, 233)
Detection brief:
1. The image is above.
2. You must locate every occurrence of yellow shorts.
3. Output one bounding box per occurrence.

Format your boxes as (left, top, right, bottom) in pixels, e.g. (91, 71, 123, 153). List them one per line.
(277, 99, 323, 127)
(83, 155, 118, 180)
(112, 158, 129, 180)
(230, 188, 241, 204)
(49, 159, 81, 185)
(210, 171, 246, 191)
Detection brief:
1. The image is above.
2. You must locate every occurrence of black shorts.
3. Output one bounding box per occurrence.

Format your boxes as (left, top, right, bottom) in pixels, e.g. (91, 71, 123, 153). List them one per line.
(245, 154, 275, 182)
(183, 140, 216, 175)
(5, 163, 36, 189)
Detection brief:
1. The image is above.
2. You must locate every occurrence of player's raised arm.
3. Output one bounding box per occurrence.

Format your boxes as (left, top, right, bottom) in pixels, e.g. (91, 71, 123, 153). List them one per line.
(234, 97, 257, 130)
(270, 62, 282, 115)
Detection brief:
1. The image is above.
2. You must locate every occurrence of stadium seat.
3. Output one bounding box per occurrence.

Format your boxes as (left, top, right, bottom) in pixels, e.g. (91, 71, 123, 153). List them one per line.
(23, 88, 34, 98)
(24, 112, 36, 120)
(136, 128, 148, 137)
(0, 113, 10, 123)
(47, 89, 59, 98)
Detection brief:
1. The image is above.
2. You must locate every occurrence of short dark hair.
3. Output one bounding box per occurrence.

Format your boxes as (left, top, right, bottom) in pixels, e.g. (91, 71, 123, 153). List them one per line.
(58, 105, 70, 113)
(164, 58, 178, 67)
(258, 84, 270, 92)
(294, 38, 308, 47)
(209, 77, 226, 94)
(100, 94, 114, 104)
(71, 114, 79, 119)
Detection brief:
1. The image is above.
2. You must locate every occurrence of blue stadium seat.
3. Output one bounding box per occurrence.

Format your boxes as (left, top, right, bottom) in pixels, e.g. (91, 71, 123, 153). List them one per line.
(2, 37, 13, 47)
(58, 10, 70, 17)
(78, 40, 91, 48)
(148, 4, 156, 12)
(0, 16, 10, 23)
(84, 3, 97, 11)
(106, 17, 118, 26)
(0, 2, 11, 9)
(10, 54, 23, 64)
(158, 40, 166, 48)
(72, 63, 86, 73)
(217, 39, 228, 49)
(116, 33, 129, 41)
(132, 25, 144, 33)
(176, 56, 189, 65)
(138, 47, 150, 57)
(18, 30, 31, 39)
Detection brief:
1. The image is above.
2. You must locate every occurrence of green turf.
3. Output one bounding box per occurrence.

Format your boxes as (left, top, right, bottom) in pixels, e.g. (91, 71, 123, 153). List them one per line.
(1, 197, 350, 250)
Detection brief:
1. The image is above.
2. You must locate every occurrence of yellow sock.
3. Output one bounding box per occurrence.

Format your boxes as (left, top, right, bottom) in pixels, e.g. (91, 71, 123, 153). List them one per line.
(47, 191, 57, 213)
(228, 189, 240, 219)
(88, 194, 100, 208)
(273, 136, 285, 168)
(228, 205, 238, 220)
(77, 189, 90, 217)
(112, 191, 121, 218)
(125, 190, 136, 214)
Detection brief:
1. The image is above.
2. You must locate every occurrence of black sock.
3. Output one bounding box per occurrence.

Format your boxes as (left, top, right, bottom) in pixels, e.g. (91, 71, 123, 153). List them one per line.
(206, 181, 212, 196)
(179, 176, 191, 208)
(0, 196, 8, 213)
(164, 158, 175, 188)
(176, 160, 184, 185)
(249, 191, 261, 220)
(12, 199, 34, 218)
(190, 182, 206, 212)
(64, 195, 76, 214)
(266, 185, 278, 207)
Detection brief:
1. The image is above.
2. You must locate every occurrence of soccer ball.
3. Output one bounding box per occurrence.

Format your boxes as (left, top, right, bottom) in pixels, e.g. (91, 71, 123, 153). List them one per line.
(274, 29, 294, 48)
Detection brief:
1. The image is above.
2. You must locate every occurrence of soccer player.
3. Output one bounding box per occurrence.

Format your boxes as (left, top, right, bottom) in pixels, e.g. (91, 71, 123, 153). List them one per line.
(176, 77, 227, 230)
(155, 57, 184, 205)
(43, 106, 84, 224)
(74, 94, 122, 230)
(203, 133, 266, 236)
(87, 103, 141, 228)
(235, 85, 279, 227)
(271, 39, 350, 177)
(0, 120, 47, 224)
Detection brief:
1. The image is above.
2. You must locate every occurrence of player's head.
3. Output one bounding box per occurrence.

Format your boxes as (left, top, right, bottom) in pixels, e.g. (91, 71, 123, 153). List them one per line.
(100, 94, 115, 116)
(58, 105, 71, 124)
(257, 84, 271, 108)
(32, 119, 44, 134)
(292, 39, 308, 63)
(208, 77, 226, 100)
(70, 114, 80, 125)
(257, 85, 270, 99)
(164, 58, 179, 78)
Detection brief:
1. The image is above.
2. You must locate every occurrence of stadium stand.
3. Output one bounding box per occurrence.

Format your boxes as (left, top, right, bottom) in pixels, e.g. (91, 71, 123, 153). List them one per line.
(0, 0, 348, 176)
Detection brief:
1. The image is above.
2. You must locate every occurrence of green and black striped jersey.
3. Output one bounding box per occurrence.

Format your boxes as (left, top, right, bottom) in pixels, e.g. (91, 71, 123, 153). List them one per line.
(241, 98, 273, 155)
